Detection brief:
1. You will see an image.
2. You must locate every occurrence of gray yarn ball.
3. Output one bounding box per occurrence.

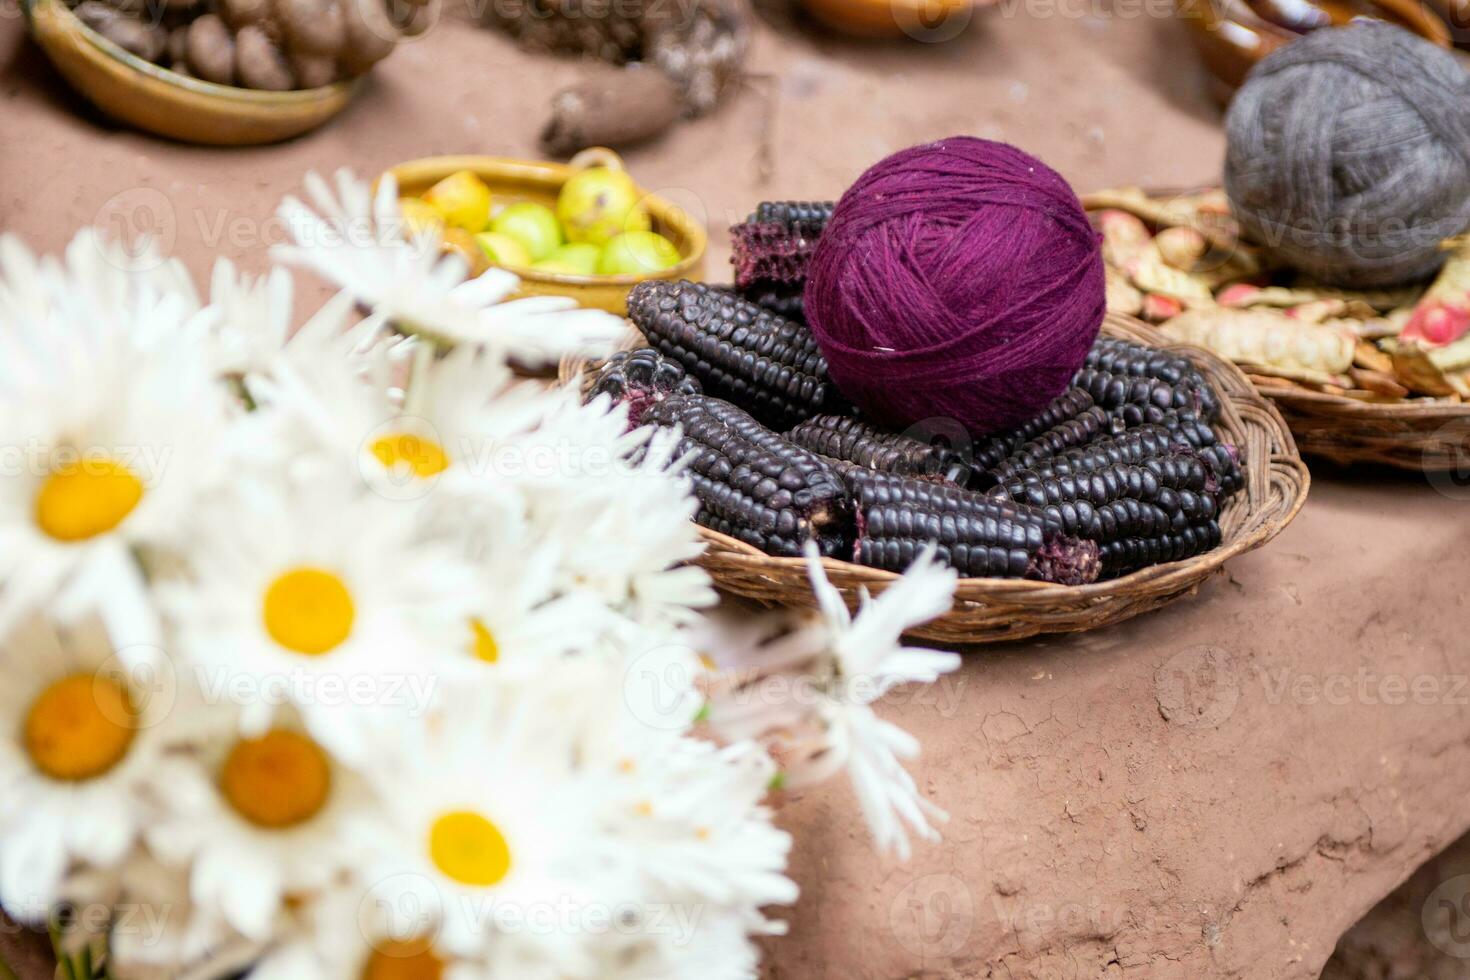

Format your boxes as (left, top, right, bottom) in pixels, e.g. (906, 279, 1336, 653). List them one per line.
(1225, 22, 1470, 289)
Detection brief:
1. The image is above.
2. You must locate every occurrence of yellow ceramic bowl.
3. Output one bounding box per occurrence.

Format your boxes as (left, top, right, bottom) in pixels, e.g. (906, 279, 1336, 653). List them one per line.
(23, 0, 360, 145)
(387, 149, 708, 316)
(800, 0, 977, 37)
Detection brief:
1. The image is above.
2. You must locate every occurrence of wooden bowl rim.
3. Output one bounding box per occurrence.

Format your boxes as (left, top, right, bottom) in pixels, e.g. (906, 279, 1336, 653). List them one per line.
(24, 0, 360, 106)
(384, 150, 708, 289)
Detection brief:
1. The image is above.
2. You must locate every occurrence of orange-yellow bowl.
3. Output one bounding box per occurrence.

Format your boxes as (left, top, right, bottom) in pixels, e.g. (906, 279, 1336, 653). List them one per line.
(23, 0, 360, 145)
(386, 149, 707, 316)
(800, 0, 978, 38)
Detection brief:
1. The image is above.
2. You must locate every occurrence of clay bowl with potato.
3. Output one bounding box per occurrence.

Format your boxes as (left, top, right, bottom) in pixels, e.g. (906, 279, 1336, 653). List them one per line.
(24, 0, 431, 145)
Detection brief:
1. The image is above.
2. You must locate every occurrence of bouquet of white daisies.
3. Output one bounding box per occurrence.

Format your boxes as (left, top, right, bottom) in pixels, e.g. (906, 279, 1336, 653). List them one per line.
(0, 171, 960, 980)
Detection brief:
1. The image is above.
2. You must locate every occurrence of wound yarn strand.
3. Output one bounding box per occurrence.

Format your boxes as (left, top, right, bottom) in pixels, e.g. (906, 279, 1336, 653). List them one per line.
(804, 137, 1105, 437)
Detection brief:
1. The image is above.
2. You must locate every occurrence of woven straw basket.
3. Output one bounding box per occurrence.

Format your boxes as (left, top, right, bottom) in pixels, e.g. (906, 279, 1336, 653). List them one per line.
(564, 313, 1309, 645)
(1244, 377, 1470, 471)
(1084, 186, 1470, 473)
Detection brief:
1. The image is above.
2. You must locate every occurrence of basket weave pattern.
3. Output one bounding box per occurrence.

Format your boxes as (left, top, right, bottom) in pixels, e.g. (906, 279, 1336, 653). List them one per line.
(1246, 376, 1469, 471)
(566, 314, 1309, 644)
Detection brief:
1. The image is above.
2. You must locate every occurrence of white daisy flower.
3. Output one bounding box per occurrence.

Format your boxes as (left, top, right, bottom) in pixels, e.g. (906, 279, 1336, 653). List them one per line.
(700, 544, 958, 860)
(158, 459, 476, 765)
(145, 707, 390, 943)
(0, 614, 175, 924)
(206, 259, 413, 400)
(0, 267, 228, 645)
(271, 170, 624, 366)
(363, 693, 624, 968)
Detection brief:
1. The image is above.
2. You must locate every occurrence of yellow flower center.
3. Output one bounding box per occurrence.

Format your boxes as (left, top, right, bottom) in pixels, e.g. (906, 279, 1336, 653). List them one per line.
(370, 433, 449, 479)
(220, 729, 332, 829)
(362, 937, 445, 980)
(470, 619, 499, 664)
(23, 673, 136, 781)
(428, 810, 512, 887)
(262, 567, 355, 655)
(34, 458, 144, 542)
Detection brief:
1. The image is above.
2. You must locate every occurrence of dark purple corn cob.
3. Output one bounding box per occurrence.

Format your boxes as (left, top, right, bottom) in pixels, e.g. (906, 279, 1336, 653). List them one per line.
(1198, 443, 1245, 496)
(729, 201, 835, 290)
(970, 387, 1098, 481)
(1024, 425, 1196, 482)
(741, 283, 807, 323)
(1085, 336, 1220, 421)
(751, 201, 836, 230)
(1074, 367, 1200, 417)
(585, 348, 702, 427)
(1085, 498, 1175, 543)
(641, 394, 853, 559)
(786, 415, 972, 485)
(1100, 520, 1222, 578)
(1107, 405, 1220, 448)
(628, 280, 850, 430)
(987, 406, 1112, 486)
(843, 469, 1100, 584)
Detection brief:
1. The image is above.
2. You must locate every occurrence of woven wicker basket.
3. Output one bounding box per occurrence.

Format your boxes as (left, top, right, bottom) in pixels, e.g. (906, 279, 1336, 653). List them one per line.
(564, 314, 1309, 644)
(1083, 186, 1470, 473)
(1245, 375, 1470, 471)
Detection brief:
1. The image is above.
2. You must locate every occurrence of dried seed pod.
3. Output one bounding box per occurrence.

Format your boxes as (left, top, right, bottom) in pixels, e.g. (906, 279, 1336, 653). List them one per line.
(235, 24, 294, 90)
(844, 470, 1100, 584)
(628, 279, 850, 430)
(1100, 520, 1222, 578)
(641, 394, 853, 559)
(1160, 307, 1355, 376)
(585, 348, 702, 426)
(186, 14, 236, 85)
(786, 414, 972, 485)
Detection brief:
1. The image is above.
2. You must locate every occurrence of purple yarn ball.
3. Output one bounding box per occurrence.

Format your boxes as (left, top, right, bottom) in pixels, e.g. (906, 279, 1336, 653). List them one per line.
(804, 137, 1106, 438)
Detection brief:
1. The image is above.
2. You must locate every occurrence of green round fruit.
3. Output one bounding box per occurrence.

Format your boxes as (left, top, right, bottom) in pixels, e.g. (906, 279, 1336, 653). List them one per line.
(474, 232, 531, 269)
(542, 243, 600, 276)
(556, 168, 651, 246)
(597, 231, 682, 276)
(490, 202, 563, 262)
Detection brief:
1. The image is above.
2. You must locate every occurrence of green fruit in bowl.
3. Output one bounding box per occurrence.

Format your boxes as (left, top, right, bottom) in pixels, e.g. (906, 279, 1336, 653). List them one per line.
(597, 231, 682, 276)
(537, 243, 600, 276)
(474, 232, 531, 270)
(491, 202, 563, 262)
(556, 168, 651, 246)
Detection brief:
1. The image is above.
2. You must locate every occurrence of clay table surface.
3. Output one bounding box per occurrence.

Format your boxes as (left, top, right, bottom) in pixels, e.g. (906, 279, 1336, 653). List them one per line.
(3, 7, 1469, 980)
